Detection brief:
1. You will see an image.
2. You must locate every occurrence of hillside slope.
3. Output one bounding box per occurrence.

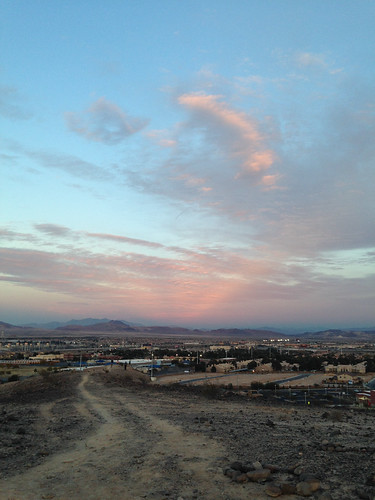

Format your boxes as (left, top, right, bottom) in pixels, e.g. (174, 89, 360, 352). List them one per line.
(0, 368, 374, 499)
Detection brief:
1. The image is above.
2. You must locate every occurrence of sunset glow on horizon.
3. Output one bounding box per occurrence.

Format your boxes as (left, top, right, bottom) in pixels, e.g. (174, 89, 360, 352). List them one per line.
(1, 1, 374, 329)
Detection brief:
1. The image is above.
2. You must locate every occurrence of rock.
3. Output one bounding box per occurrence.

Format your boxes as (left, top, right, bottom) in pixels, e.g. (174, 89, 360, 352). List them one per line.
(300, 472, 319, 482)
(228, 470, 242, 481)
(252, 460, 263, 470)
(266, 419, 275, 427)
(223, 468, 235, 478)
(230, 461, 245, 472)
(293, 465, 304, 475)
(246, 469, 271, 482)
(280, 483, 297, 494)
(235, 473, 248, 483)
(296, 479, 321, 496)
(264, 464, 281, 473)
(265, 483, 282, 497)
(356, 487, 372, 499)
(318, 492, 333, 500)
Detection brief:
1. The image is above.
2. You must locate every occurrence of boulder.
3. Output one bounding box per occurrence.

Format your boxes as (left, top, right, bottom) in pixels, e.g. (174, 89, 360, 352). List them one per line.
(230, 461, 248, 472)
(246, 469, 271, 482)
(318, 492, 333, 500)
(293, 465, 304, 476)
(280, 483, 297, 494)
(235, 473, 248, 483)
(263, 464, 281, 473)
(296, 479, 321, 496)
(265, 483, 282, 497)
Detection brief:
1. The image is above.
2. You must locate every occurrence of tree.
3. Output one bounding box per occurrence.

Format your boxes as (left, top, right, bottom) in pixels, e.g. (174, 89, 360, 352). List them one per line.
(271, 359, 282, 371)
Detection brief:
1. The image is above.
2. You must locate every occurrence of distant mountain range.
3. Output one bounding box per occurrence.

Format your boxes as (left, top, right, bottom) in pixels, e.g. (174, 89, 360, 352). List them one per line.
(23, 318, 115, 329)
(0, 318, 374, 340)
(300, 328, 375, 340)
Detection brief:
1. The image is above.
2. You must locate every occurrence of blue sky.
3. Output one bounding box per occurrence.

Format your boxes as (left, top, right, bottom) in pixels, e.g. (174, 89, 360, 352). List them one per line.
(1, 1, 375, 329)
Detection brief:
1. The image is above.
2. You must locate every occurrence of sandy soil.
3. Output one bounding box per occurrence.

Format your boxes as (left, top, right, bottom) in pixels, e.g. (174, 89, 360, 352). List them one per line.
(0, 367, 374, 500)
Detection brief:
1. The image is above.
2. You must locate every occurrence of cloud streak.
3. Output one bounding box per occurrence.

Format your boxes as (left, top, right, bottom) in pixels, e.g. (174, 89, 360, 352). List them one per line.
(0, 234, 373, 327)
(1, 222, 375, 327)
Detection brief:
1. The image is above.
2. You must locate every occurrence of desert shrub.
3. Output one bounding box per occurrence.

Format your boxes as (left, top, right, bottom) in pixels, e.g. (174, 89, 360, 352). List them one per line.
(40, 368, 51, 379)
(196, 383, 220, 398)
(264, 382, 280, 390)
(327, 409, 344, 422)
(97, 366, 150, 387)
(39, 368, 59, 386)
(251, 382, 265, 390)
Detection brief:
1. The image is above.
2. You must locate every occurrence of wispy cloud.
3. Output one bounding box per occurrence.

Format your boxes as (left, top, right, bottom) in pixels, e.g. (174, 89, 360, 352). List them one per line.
(146, 129, 177, 148)
(3, 139, 115, 182)
(65, 97, 148, 145)
(295, 51, 328, 69)
(34, 224, 72, 237)
(86, 232, 166, 250)
(0, 85, 33, 120)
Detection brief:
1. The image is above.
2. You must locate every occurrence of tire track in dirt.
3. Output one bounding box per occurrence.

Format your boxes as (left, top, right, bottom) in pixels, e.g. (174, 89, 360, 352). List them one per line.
(0, 371, 270, 500)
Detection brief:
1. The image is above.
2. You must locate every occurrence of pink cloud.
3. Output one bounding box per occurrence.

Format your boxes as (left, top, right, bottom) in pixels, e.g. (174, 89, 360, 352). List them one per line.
(178, 92, 276, 177)
(1, 233, 374, 327)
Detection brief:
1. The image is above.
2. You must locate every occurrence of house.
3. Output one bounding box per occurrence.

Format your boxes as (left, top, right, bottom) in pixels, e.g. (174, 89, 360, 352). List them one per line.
(355, 390, 375, 408)
(324, 362, 367, 375)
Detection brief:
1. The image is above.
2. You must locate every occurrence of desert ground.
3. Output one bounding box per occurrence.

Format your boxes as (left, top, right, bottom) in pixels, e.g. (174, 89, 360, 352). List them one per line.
(0, 366, 374, 500)
(154, 370, 375, 388)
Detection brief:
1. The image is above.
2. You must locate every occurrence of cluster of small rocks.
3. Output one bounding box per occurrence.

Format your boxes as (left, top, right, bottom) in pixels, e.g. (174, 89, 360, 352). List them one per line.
(319, 439, 374, 454)
(223, 459, 329, 498)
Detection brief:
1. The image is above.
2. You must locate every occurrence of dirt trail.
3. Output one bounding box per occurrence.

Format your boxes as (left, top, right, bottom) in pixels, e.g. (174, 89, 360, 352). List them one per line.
(0, 371, 270, 500)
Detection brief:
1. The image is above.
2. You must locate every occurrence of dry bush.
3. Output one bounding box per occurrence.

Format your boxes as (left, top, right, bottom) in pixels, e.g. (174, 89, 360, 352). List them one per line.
(327, 409, 344, 422)
(194, 383, 221, 398)
(0, 370, 81, 404)
(95, 366, 150, 387)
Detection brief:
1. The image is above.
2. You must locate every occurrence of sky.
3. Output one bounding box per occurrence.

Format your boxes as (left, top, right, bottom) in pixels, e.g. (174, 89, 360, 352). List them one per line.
(1, 1, 375, 330)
